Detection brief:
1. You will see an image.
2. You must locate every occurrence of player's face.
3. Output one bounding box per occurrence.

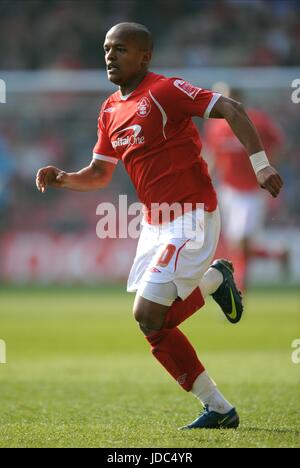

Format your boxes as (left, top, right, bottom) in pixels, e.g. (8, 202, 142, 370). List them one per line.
(104, 31, 151, 86)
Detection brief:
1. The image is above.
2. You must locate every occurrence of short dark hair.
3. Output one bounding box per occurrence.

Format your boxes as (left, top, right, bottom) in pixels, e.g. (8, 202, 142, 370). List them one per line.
(108, 23, 153, 51)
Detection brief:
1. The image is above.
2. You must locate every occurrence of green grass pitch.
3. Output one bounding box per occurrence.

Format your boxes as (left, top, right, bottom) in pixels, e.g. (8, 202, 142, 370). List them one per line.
(0, 286, 299, 448)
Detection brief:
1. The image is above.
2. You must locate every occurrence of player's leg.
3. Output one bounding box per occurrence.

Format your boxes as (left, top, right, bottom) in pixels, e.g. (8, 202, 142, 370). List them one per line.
(130, 208, 240, 428)
(133, 267, 227, 331)
(248, 243, 290, 277)
(220, 186, 273, 293)
(225, 237, 250, 292)
(158, 207, 243, 327)
(218, 186, 250, 292)
(132, 206, 243, 329)
(133, 288, 239, 429)
(130, 206, 242, 327)
(133, 281, 176, 330)
(133, 283, 205, 391)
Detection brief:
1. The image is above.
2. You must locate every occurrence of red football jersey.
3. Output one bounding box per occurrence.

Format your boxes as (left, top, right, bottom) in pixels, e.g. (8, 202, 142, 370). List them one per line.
(204, 109, 284, 191)
(93, 72, 220, 223)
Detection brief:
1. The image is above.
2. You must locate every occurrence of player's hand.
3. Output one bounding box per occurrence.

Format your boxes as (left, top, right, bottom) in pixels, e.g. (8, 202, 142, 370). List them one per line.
(36, 166, 66, 193)
(256, 166, 283, 198)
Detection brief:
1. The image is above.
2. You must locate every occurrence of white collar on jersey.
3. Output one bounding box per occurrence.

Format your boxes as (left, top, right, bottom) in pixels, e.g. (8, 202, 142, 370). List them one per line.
(119, 91, 133, 101)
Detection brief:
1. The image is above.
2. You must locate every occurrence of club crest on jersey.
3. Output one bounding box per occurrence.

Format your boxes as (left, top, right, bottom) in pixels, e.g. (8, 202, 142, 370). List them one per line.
(177, 373, 187, 385)
(136, 97, 151, 118)
(173, 79, 201, 100)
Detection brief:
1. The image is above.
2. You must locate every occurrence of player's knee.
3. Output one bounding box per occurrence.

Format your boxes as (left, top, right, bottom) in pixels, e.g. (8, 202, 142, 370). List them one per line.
(139, 323, 156, 336)
(133, 281, 177, 330)
(133, 303, 165, 331)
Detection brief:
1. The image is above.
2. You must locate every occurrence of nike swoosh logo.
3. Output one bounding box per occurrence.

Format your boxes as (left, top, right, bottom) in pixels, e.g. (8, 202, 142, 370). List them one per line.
(116, 125, 142, 138)
(227, 288, 237, 320)
(218, 414, 230, 425)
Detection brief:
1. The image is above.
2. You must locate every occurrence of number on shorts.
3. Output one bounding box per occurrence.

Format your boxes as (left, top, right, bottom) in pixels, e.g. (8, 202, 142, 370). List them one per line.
(157, 244, 176, 267)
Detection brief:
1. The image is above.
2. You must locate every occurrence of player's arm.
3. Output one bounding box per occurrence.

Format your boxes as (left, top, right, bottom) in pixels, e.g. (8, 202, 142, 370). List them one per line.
(36, 159, 115, 193)
(210, 96, 283, 198)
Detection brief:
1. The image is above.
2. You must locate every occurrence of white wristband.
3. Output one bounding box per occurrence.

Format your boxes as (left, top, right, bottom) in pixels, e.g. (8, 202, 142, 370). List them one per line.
(250, 151, 270, 175)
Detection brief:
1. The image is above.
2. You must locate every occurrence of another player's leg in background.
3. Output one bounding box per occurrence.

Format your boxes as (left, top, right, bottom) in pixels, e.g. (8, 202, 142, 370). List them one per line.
(225, 238, 249, 292)
(247, 243, 290, 277)
(226, 237, 289, 292)
(218, 186, 289, 293)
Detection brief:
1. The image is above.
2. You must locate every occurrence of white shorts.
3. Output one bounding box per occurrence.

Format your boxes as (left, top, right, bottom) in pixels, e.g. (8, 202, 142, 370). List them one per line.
(219, 185, 267, 242)
(127, 207, 221, 302)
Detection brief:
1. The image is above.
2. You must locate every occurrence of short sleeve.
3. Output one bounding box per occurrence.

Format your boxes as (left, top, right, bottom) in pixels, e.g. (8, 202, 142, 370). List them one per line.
(93, 106, 119, 165)
(152, 77, 221, 120)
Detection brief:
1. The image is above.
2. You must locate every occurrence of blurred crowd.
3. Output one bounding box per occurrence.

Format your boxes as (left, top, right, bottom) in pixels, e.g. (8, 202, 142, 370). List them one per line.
(0, 0, 300, 70)
(0, 89, 138, 235)
(0, 86, 299, 236)
(0, 0, 299, 235)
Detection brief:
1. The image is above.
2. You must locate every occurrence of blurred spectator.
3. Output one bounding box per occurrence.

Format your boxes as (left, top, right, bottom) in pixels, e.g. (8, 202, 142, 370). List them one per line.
(0, 135, 16, 231)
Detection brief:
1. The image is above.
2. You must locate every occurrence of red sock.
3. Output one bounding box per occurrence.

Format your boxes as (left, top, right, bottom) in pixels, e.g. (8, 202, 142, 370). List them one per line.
(163, 287, 204, 329)
(146, 328, 205, 391)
